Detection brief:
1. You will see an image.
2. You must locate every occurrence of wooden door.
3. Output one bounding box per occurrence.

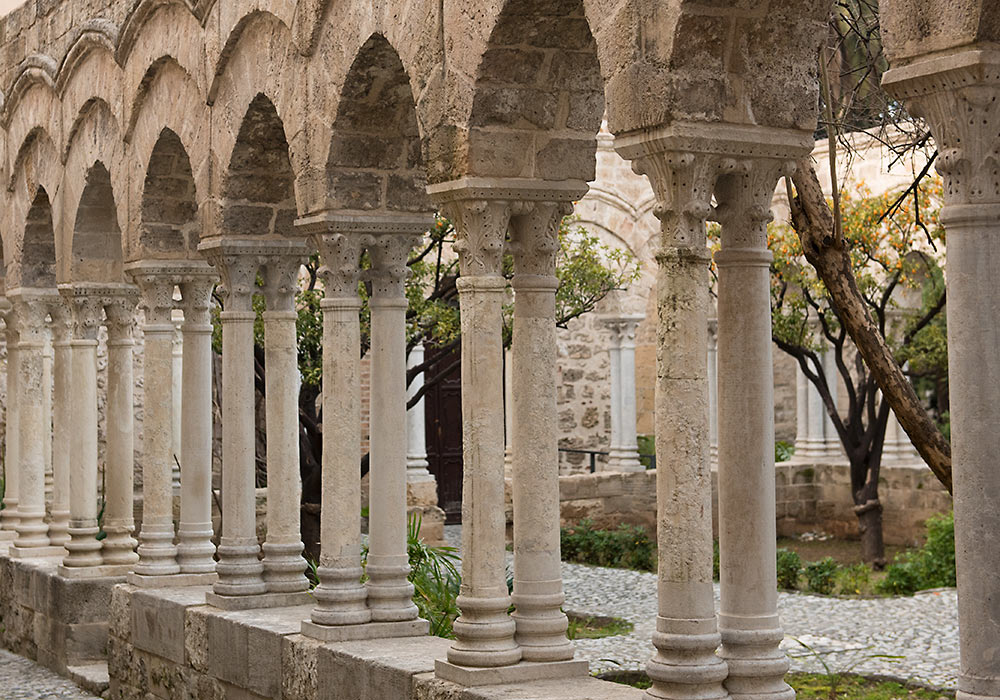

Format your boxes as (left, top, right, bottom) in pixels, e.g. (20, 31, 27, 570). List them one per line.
(424, 345, 464, 523)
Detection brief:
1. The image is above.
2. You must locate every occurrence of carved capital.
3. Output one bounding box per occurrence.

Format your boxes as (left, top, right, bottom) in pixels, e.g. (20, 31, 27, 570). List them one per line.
(178, 273, 219, 327)
(366, 233, 419, 298)
(58, 285, 105, 341)
(48, 299, 74, 344)
(442, 199, 511, 277)
(315, 232, 364, 299)
(712, 158, 792, 249)
(260, 253, 306, 312)
(603, 313, 645, 349)
(883, 51, 1000, 207)
(131, 273, 177, 328)
(203, 251, 259, 312)
(509, 201, 572, 279)
(103, 288, 141, 342)
(9, 293, 52, 346)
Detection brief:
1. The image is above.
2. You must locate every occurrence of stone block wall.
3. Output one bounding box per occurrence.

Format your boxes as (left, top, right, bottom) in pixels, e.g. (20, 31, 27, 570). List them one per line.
(0, 554, 118, 693)
(556, 314, 613, 473)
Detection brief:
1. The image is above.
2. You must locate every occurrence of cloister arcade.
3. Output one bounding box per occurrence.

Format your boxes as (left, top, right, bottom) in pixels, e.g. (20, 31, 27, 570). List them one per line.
(0, 1, 996, 699)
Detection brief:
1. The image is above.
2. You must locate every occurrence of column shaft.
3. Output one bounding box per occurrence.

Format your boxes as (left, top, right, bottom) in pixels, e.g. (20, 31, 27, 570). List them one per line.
(794, 364, 809, 455)
(406, 344, 432, 480)
(177, 276, 218, 574)
(509, 202, 573, 662)
(132, 274, 179, 576)
(49, 308, 72, 546)
(2, 315, 20, 537)
(172, 319, 184, 491)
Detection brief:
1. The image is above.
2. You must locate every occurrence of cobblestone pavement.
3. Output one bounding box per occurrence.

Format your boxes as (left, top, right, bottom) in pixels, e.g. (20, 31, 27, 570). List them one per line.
(443, 526, 960, 689)
(0, 650, 101, 699)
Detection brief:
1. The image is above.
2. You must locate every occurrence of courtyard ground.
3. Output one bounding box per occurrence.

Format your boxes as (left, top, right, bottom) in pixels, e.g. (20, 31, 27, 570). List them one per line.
(0, 649, 100, 699)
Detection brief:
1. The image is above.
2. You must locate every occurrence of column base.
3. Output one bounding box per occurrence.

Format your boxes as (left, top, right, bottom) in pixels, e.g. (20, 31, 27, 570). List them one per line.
(8, 545, 66, 559)
(57, 564, 133, 579)
(127, 571, 218, 588)
(435, 658, 588, 687)
(0, 530, 17, 543)
(300, 618, 428, 642)
(205, 589, 313, 611)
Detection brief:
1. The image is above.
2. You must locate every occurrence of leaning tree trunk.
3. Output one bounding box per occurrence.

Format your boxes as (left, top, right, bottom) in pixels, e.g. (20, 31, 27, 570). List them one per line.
(851, 451, 887, 568)
(789, 162, 952, 493)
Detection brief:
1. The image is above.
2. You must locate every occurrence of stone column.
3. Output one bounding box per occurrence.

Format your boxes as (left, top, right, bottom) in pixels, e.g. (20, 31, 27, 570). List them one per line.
(885, 53, 1000, 700)
(202, 244, 267, 602)
(58, 286, 105, 573)
(1, 301, 20, 542)
(406, 343, 433, 482)
(605, 314, 646, 472)
(798, 373, 827, 459)
(793, 364, 809, 457)
(427, 187, 521, 676)
(48, 302, 72, 547)
(260, 249, 310, 596)
(503, 347, 514, 476)
(714, 158, 793, 700)
(129, 269, 181, 579)
(42, 329, 52, 507)
(614, 134, 729, 700)
(365, 233, 420, 622)
(509, 200, 584, 668)
(177, 269, 220, 577)
(101, 289, 141, 567)
(822, 348, 842, 458)
(300, 227, 370, 635)
(10, 290, 61, 556)
(171, 315, 184, 491)
(708, 319, 719, 459)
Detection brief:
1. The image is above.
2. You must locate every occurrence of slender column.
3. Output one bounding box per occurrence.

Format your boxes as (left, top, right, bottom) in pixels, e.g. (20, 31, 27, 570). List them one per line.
(102, 290, 140, 566)
(48, 303, 72, 546)
(130, 272, 180, 577)
(605, 315, 645, 472)
(42, 329, 52, 506)
(503, 347, 514, 476)
(802, 374, 826, 458)
(171, 316, 184, 491)
(406, 343, 433, 481)
(260, 251, 310, 594)
(305, 231, 370, 628)
(509, 201, 575, 662)
(708, 319, 719, 459)
(885, 55, 1000, 700)
(614, 137, 729, 700)
(1, 302, 20, 540)
(177, 272, 219, 574)
(365, 234, 419, 621)
(714, 160, 793, 700)
(822, 348, 841, 458)
(59, 287, 104, 570)
(793, 364, 809, 457)
(203, 249, 266, 598)
(11, 292, 58, 553)
(433, 195, 521, 669)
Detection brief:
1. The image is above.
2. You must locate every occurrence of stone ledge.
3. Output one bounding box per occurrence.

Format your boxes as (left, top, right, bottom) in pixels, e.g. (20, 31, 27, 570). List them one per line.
(435, 658, 590, 686)
(301, 617, 428, 642)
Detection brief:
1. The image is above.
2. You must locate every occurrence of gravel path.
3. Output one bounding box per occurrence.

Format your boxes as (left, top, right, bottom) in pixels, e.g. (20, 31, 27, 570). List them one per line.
(443, 526, 960, 689)
(0, 650, 101, 699)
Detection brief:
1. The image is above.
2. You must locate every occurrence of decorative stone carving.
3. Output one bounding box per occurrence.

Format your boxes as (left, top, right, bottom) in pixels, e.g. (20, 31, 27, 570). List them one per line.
(366, 233, 419, 297)
(314, 233, 364, 298)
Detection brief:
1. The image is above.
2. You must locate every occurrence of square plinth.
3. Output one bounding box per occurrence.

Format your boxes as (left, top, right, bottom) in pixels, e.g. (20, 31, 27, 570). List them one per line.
(7, 545, 66, 559)
(127, 571, 218, 588)
(0, 530, 17, 542)
(434, 658, 589, 687)
(57, 564, 132, 579)
(301, 618, 429, 642)
(205, 590, 313, 611)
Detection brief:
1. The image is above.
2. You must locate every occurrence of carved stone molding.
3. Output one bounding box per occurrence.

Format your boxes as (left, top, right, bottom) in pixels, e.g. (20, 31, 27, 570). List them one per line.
(102, 287, 141, 343)
(313, 232, 365, 299)
(199, 239, 305, 312)
(509, 201, 573, 280)
(712, 157, 794, 249)
(884, 50, 1000, 207)
(6, 289, 58, 346)
(603, 313, 646, 349)
(57, 285, 106, 341)
(260, 250, 307, 312)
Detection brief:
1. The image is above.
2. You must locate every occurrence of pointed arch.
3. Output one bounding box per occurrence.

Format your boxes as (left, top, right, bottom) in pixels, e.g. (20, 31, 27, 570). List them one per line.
(139, 128, 199, 256)
(71, 161, 124, 283)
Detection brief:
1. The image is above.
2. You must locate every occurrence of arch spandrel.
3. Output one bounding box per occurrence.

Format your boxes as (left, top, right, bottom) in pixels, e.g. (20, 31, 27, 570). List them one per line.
(59, 46, 125, 161)
(3, 71, 61, 184)
(60, 100, 127, 285)
(207, 10, 309, 237)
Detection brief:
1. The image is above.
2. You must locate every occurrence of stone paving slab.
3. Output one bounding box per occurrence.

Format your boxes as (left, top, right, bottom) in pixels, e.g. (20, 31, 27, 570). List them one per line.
(0, 649, 101, 699)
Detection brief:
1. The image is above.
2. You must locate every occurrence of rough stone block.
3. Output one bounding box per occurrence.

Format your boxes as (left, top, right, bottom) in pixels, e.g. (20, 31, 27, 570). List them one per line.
(317, 636, 450, 700)
(132, 587, 210, 664)
(281, 634, 322, 700)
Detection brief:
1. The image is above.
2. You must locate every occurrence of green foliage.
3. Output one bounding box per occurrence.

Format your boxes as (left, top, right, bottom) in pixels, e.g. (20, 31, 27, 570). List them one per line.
(713, 540, 720, 582)
(776, 548, 803, 590)
(775, 440, 796, 463)
(566, 615, 633, 640)
(560, 520, 656, 572)
(637, 434, 655, 469)
(803, 557, 839, 594)
(835, 563, 872, 595)
(876, 511, 955, 595)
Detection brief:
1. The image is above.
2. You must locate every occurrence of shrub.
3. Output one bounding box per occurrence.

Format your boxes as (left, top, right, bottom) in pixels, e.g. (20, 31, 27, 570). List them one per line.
(561, 520, 656, 572)
(713, 540, 720, 582)
(775, 440, 796, 463)
(876, 511, 955, 595)
(803, 557, 838, 594)
(637, 435, 655, 469)
(835, 562, 871, 595)
(776, 548, 803, 590)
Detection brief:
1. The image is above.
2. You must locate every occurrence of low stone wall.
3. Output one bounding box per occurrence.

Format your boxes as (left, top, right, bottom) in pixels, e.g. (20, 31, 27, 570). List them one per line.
(0, 554, 116, 694)
(549, 461, 951, 547)
(108, 584, 641, 700)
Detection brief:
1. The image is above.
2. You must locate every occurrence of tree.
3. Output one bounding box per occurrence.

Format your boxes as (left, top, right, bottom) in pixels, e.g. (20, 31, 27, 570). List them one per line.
(762, 179, 946, 566)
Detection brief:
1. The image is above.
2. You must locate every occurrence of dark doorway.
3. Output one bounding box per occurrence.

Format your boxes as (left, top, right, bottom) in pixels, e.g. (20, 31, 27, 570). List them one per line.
(424, 344, 464, 523)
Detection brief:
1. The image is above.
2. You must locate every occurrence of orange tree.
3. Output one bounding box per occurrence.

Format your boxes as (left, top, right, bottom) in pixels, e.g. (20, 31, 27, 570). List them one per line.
(714, 178, 946, 566)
